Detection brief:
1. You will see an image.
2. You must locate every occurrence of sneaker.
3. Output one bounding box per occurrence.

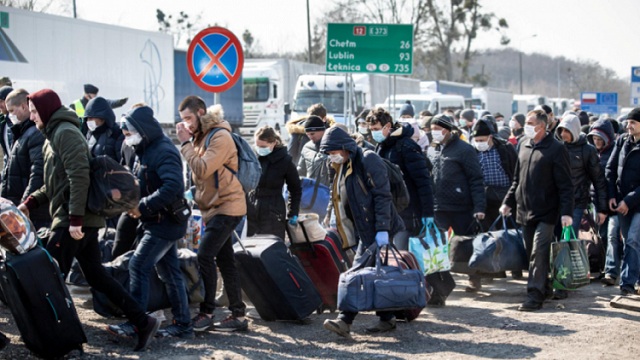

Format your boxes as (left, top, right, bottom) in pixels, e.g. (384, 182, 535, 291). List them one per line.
(134, 316, 160, 352)
(156, 320, 195, 339)
(620, 287, 634, 296)
(601, 275, 616, 286)
(517, 299, 542, 312)
(465, 277, 482, 293)
(106, 321, 137, 338)
(552, 289, 569, 300)
(213, 315, 249, 332)
(192, 313, 214, 332)
(323, 319, 351, 339)
(364, 318, 397, 333)
(511, 270, 524, 280)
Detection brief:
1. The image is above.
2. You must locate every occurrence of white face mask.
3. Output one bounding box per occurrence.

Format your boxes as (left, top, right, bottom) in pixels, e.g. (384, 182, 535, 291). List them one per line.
(8, 114, 20, 125)
(497, 121, 504, 128)
(473, 140, 490, 152)
(459, 119, 468, 128)
(125, 133, 143, 146)
(431, 130, 444, 142)
(329, 153, 345, 164)
(86, 120, 97, 132)
(358, 126, 368, 135)
(524, 124, 539, 138)
(509, 120, 518, 129)
(256, 146, 272, 157)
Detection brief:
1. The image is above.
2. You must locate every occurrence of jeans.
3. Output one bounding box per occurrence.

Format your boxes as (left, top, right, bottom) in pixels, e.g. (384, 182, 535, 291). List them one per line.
(604, 215, 623, 277)
(129, 230, 191, 324)
(571, 208, 585, 236)
(521, 222, 555, 303)
(46, 227, 147, 328)
(338, 242, 394, 325)
(198, 214, 245, 316)
(618, 212, 640, 291)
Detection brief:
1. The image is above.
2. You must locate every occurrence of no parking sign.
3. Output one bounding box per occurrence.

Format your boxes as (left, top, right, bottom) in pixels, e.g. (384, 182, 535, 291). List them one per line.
(186, 27, 244, 92)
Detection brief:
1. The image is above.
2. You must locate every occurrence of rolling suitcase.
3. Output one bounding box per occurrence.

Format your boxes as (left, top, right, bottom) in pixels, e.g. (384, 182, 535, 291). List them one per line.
(288, 221, 350, 313)
(0, 246, 87, 358)
(233, 235, 322, 321)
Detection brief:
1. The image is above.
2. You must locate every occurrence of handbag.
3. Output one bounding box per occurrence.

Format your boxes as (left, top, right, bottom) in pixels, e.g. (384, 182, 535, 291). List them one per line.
(165, 197, 192, 224)
(468, 215, 528, 273)
(337, 244, 427, 313)
(283, 177, 330, 218)
(550, 226, 591, 290)
(286, 214, 327, 244)
(408, 222, 451, 275)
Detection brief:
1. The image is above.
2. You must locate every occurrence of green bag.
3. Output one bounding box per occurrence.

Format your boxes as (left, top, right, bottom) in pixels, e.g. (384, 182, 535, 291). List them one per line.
(550, 226, 591, 290)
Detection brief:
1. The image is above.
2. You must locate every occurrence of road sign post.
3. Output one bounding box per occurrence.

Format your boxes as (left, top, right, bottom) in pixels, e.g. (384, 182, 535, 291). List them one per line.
(631, 67, 640, 106)
(580, 92, 618, 115)
(325, 23, 413, 75)
(186, 27, 244, 93)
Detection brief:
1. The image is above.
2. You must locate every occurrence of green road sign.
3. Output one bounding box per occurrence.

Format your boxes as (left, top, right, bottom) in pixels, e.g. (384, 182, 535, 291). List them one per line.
(326, 23, 413, 75)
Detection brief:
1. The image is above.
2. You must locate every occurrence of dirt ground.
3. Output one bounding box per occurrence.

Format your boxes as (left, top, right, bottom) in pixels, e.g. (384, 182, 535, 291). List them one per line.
(1, 272, 638, 360)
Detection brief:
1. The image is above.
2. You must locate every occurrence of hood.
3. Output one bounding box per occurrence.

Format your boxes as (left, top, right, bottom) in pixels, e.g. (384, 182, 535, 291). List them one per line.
(123, 106, 164, 148)
(587, 119, 615, 150)
(84, 96, 116, 127)
(319, 126, 358, 155)
(557, 114, 581, 143)
(28, 89, 62, 126)
(285, 116, 307, 135)
(388, 122, 414, 141)
(199, 104, 232, 134)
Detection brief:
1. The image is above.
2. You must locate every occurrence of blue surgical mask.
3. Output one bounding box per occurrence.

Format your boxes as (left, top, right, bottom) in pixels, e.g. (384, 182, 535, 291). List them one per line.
(256, 146, 272, 157)
(372, 129, 386, 143)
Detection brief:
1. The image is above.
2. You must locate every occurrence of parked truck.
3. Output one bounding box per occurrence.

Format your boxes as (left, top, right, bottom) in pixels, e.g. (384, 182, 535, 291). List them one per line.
(240, 59, 323, 140)
(291, 73, 420, 130)
(471, 87, 514, 116)
(513, 94, 548, 115)
(421, 80, 473, 107)
(377, 93, 465, 119)
(1, 6, 175, 124)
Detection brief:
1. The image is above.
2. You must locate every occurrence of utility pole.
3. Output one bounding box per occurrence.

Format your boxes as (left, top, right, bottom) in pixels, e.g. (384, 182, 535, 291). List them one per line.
(306, 0, 312, 63)
(73, 0, 77, 18)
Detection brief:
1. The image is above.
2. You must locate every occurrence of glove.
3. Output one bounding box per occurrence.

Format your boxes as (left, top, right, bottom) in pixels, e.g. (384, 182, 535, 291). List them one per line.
(288, 216, 298, 226)
(422, 217, 434, 228)
(375, 231, 389, 247)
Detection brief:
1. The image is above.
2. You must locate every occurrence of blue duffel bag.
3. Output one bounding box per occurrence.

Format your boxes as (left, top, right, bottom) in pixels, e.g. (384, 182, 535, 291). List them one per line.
(283, 177, 330, 218)
(337, 244, 427, 312)
(468, 215, 528, 273)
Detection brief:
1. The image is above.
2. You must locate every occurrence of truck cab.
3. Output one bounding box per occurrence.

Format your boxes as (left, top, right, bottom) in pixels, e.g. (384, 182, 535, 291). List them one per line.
(378, 93, 465, 119)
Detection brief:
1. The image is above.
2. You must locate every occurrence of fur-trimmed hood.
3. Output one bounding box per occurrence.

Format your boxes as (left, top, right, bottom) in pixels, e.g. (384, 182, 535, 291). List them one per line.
(199, 104, 229, 133)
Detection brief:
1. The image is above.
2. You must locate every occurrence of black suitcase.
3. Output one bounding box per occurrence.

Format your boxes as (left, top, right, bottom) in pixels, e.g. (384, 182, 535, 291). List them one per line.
(0, 246, 87, 358)
(234, 235, 322, 321)
(426, 271, 456, 306)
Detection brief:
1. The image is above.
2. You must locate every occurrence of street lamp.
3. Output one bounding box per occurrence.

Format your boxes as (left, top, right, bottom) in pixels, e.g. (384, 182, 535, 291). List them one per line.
(518, 34, 537, 94)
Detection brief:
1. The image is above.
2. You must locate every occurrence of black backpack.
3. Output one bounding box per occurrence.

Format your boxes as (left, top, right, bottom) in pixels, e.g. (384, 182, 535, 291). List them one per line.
(87, 155, 140, 217)
(360, 150, 410, 213)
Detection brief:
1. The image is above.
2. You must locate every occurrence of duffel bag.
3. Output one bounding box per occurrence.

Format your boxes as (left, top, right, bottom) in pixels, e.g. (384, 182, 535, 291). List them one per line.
(468, 215, 528, 273)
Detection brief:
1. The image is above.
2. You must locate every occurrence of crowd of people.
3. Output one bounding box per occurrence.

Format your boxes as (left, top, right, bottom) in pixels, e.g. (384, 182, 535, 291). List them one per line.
(0, 78, 639, 352)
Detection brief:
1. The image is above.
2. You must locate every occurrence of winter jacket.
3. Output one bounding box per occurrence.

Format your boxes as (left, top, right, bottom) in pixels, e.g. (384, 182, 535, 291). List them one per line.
(606, 134, 640, 213)
(286, 117, 310, 167)
(0, 114, 12, 165)
(181, 107, 246, 223)
(503, 132, 574, 225)
(297, 139, 331, 186)
(248, 146, 301, 239)
(125, 106, 187, 240)
(377, 122, 434, 230)
(587, 119, 616, 172)
(84, 97, 124, 163)
(320, 127, 404, 247)
(475, 118, 518, 182)
(30, 107, 104, 230)
(427, 133, 486, 214)
(558, 116, 608, 212)
(1, 120, 50, 224)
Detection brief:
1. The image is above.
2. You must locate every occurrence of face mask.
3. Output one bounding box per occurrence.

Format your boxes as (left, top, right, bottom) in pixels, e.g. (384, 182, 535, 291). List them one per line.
(125, 133, 143, 146)
(473, 141, 490, 152)
(8, 114, 20, 125)
(459, 119, 468, 128)
(256, 146, 272, 157)
(497, 121, 504, 128)
(358, 126, 368, 135)
(371, 129, 386, 143)
(431, 130, 444, 142)
(86, 120, 97, 132)
(509, 120, 518, 130)
(329, 153, 345, 164)
(524, 124, 538, 138)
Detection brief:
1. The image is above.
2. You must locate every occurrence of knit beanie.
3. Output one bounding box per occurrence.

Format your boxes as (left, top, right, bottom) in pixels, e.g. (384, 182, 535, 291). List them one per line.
(27, 89, 62, 126)
(304, 115, 325, 132)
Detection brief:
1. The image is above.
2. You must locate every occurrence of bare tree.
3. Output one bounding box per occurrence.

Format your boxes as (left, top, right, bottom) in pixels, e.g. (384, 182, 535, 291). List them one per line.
(156, 8, 206, 48)
(0, 0, 55, 12)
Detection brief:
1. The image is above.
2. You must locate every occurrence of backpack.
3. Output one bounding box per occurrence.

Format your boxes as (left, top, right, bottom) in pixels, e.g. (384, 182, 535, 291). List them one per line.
(360, 150, 410, 213)
(204, 128, 261, 193)
(87, 155, 140, 217)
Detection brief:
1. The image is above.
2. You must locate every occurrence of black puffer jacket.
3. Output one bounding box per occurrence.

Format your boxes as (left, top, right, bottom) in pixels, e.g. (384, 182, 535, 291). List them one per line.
(85, 97, 124, 162)
(504, 132, 574, 225)
(247, 146, 301, 239)
(320, 127, 404, 246)
(565, 135, 607, 211)
(1, 120, 50, 224)
(377, 122, 434, 230)
(427, 133, 486, 214)
(606, 134, 640, 213)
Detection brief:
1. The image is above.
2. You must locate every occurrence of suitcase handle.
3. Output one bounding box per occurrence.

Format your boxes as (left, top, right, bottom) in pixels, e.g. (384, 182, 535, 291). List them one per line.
(234, 231, 249, 254)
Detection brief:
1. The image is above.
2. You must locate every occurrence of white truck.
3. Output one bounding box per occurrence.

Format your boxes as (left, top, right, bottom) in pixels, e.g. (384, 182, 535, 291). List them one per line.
(0, 6, 175, 123)
(377, 93, 465, 119)
(471, 88, 514, 116)
(240, 59, 323, 140)
(513, 94, 549, 115)
(291, 73, 420, 130)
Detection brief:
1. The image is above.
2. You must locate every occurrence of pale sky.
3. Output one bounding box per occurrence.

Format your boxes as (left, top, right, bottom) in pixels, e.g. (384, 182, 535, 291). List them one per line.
(64, 0, 640, 79)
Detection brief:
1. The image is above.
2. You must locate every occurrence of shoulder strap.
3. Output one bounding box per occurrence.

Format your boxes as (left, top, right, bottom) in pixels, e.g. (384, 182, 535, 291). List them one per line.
(205, 127, 238, 188)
